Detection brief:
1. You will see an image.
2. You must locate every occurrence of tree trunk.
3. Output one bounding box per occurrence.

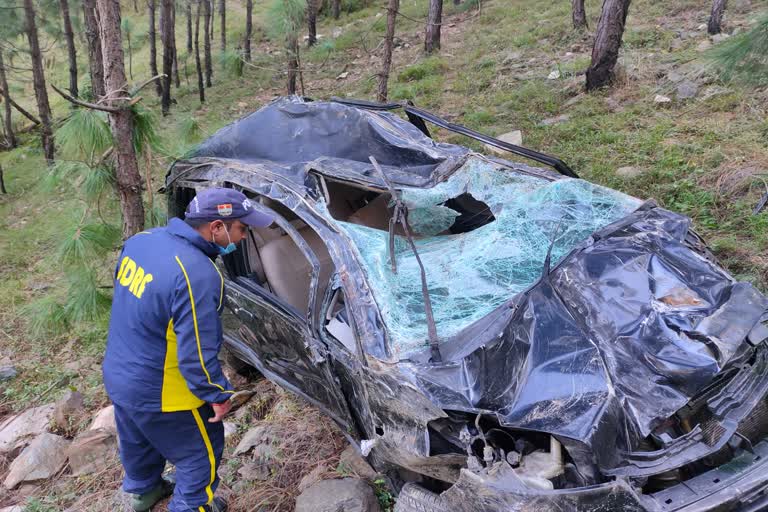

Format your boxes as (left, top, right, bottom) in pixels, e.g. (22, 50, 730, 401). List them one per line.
(377, 0, 398, 102)
(60, 0, 79, 97)
(424, 0, 442, 54)
(186, 1, 193, 52)
(171, 4, 180, 87)
(287, 35, 298, 94)
(0, 86, 41, 125)
(96, 0, 145, 237)
(332, 0, 340, 19)
(0, 51, 17, 149)
(219, 0, 226, 50)
(194, 0, 205, 102)
(148, 0, 162, 96)
(161, 0, 174, 114)
(203, 0, 212, 86)
(23, 0, 55, 164)
(83, 0, 106, 98)
(307, 0, 317, 46)
(133, 0, 138, 12)
(209, 0, 214, 41)
(586, 0, 631, 91)
(0, 165, 6, 194)
(572, 0, 588, 29)
(708, 0, 728, 35)
(244, 0, 252, 61)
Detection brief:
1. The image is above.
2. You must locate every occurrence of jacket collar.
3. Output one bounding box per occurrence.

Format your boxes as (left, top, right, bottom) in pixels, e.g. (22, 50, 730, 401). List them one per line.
(167, 217, 220, 258)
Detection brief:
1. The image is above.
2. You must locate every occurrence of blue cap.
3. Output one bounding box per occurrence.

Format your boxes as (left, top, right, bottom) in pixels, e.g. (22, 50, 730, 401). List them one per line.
(185, 188, 274, 227)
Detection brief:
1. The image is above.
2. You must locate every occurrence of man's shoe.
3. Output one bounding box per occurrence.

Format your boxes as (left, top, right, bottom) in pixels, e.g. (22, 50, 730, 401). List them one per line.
(200, 497, 228, 512)
(130, 476, 175, 511)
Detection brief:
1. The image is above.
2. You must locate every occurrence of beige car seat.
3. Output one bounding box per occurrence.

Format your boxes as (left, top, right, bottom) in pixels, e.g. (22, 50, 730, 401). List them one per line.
(260, 226, 334, 314)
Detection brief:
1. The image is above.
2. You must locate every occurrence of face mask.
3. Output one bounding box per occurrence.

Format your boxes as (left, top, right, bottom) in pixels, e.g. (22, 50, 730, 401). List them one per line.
(212, 224, 237, 255)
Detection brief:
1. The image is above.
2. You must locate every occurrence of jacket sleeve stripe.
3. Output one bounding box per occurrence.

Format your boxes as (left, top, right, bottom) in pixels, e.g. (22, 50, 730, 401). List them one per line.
(175, 255, 230, 394)
(206, 257, 225, 311)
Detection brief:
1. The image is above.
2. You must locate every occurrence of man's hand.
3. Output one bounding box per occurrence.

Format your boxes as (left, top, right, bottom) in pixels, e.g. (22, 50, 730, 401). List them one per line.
(209, 400, 232, 422)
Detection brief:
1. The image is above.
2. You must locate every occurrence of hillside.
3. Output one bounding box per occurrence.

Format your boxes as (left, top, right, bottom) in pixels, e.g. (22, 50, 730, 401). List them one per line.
(1, 0, 767, 509)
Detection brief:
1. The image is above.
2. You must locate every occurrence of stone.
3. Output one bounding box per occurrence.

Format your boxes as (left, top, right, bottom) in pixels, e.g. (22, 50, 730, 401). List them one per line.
(333, 27, 343, 38)
(234, 425, 271, 456)
(616, 166, 645, 178)
(0, 506, 24, 512)
(563, 95, 583, 108)
(701, 85, 732, 100)
(666, 70, 684, 83)
(237, 102, 248, 108)
(295, 478, 380, 512)
(733, 0, 751, 12)
(698, 23, 708, 31)
(502, 51, 523, 65)
(337, 71, 350, 80)
(0, 403, 55, 453)
(223, 421, 238, 439)
(712, 33, 730, 44)
(654, 94, 672, 104)
(53, 390, 85, 430)
(339, 445, 378, 480)
(605, 97, 624, 112)
(547, 69, 561, 80)
(539, 114, 570, 126)
(697, 40, 713, 52)
(230, 390, 255, 410)
(298, 465, 327, 493)
(67, 429, 118, 476)
(676, 80, 699, 100)
(89, 405, 116, 433)
(3, 433, 70, 489)
(484, 130, 523, 156)
(237, 462, 270, 481)
(0, 365, 17, 382)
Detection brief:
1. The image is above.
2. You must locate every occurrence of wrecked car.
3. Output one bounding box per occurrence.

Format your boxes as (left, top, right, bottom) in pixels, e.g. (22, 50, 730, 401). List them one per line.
(165, 97, 768, 511)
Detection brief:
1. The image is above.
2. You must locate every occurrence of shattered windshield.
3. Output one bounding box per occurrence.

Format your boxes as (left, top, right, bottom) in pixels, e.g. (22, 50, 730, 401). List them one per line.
(332, 157, 642, 356)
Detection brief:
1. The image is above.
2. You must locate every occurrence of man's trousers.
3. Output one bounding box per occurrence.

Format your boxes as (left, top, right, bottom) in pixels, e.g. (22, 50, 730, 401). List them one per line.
(114, 403, 225, 512)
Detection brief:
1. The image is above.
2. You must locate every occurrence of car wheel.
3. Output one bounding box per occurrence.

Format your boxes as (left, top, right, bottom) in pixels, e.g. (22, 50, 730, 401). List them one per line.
(394, 483, 444, 512)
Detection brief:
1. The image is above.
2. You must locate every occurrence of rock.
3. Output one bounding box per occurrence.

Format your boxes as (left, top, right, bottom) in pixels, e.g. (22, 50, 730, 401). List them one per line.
(89, 405, 116, 433)
(697, 40, 713, 52)
(502, 51, 523, 65)
(733, 0, 751, 12)
(53, 390, 85, 430)
(547, 69, 561, 80)
(484, 130, 523, 156)
(3, 433, 70, 489)
(666, 70, 684, 83)
(0, 506, 24, 512)
(230, 390, 256, 410)
(237, 102, 247, 108)
(332, 27, 343, 38)
(234, 425, 271, 456)
(605, 97, 624, 112)
(711, 33, 730, 44)
(0, 403, 55, 453)
(654, 94, 672, 104)
(223, 421, 238, 439)
(0, 365, 17, 382)
(298, 466, 327, 493)
(339, 445, 378, 480)
(676, 80, 699, 100)
(539, 114, 570, 126)
(563, 95, 583, 108)
(337, 71, 350, 80)
(701, 85, 732, 100)
(295, 478, 380, 512)
(698, 23, 708, 31)
(616, 166, 645, 178)
(237, 462, 270, 481)
(67, 429, 118, 476)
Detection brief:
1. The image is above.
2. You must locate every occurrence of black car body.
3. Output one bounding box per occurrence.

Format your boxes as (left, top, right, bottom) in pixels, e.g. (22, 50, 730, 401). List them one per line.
(165, 97, 768, 511)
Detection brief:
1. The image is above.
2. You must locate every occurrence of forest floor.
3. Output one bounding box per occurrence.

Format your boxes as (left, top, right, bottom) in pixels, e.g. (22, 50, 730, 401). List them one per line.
(1, 0, 768, 509)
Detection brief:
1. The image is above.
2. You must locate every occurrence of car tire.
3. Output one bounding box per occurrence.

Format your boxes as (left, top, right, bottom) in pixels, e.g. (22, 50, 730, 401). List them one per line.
(394, 483, 444, 512)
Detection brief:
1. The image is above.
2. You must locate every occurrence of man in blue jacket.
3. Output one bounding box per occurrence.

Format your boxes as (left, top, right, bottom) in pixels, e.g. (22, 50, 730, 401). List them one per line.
(103, 188, 273, 512)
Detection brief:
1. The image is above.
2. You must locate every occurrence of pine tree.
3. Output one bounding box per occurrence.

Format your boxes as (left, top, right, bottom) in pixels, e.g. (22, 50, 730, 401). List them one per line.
(572, 0, 588, 29)
(148, 0, 162, 96)
(708, 13, 768, 86)
(586, 0, 631, 91)
(378, 0, 398, 101)
(268, 0, 306, 94)
(425, 0, 442, 53)
(0, 49, 15, 148)
(82, 0, 106, 98)
(23, 0, 55, 163)
(244, 0, 253, 61)
(59, 0, 78, 97)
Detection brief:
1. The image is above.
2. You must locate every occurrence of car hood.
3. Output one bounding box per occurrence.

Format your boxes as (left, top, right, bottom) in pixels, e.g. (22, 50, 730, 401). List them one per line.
(400, 203, 768, 464)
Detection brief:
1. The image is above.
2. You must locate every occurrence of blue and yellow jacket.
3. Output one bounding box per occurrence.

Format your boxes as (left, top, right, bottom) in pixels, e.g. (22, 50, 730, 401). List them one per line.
(103, 217, 234, 412)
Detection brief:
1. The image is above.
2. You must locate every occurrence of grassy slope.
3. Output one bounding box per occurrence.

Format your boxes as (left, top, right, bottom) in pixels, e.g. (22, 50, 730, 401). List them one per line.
(1, 0, 767, 507)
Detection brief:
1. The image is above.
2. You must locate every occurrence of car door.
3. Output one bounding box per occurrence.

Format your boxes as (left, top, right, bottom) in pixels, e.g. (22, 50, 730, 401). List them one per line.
(219, 204, 355, 430)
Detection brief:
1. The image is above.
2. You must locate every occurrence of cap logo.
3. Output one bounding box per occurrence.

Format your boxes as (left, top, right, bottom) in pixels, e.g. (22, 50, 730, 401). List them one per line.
(242, 199, 252, 210)
(217, 203, 233, 216)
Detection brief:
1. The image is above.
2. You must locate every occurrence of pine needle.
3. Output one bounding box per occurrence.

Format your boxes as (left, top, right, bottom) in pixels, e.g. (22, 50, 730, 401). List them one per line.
(219, 49, 245, 78)
(56, 109, 113, 160)
(63, 266, 112, 324)
(707, 13, 768, 86)
(83, 164, 116, 201)
(267, 0, 307, 41)
(23, 297, 70, 338)
(58, 221, 122, 264)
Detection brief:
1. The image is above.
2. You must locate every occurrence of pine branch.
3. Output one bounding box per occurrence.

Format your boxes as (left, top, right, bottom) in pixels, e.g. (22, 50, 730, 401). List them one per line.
(51, 83, 120, 113)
